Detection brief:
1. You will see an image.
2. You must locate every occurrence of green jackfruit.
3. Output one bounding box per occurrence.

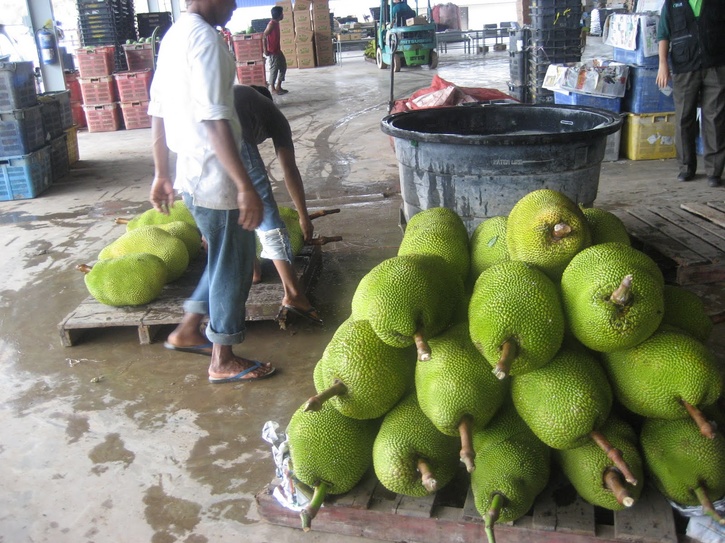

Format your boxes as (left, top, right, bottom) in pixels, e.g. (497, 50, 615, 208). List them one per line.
(398, 207, 470, 282)
(279, 206, 305, 256)
(471, 402, 551, 541)
(555, 416, 643, 510)
(287, 400, 379, 530)
(81, 253, 167, 306)
(99, 225, 190, 282)
(581, 207, 630, 246)
(661, 285, 713, 343)
(560, 242, 665, 352)
(415, 322, 509, 472)
(307, 318, 416, 419)
(124, 201, 197, 230)
(506, 189, 591, 280)
(372, 392, 460, 497)
(351, 254, 465, 360)
(469, 215, 510, 282)
(640, 417, 725, 522)
(601, 327, 722, 422)
(468, 260, 565, 379)
(157, 221, 202, 260)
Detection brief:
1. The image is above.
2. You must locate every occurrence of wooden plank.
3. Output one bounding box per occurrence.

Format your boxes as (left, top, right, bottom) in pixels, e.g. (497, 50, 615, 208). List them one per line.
(332, 470, 377, 509)
(680, 202, 725, 228)
(614, 484, 678, 543)
(664, 206, 725, 249)
(531, 481, 559, 532)
(554, 493, 596, 536)
(676, 261, 725, 286)
(396, 492, 437, 518)
(637, 208, 719, 263)
(610, 210, 698, 264)
(462, 487, 482, 522)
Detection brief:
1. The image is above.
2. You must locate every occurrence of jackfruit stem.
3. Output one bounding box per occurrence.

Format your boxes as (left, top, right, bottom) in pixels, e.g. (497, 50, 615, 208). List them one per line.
(76, 264, 93, 274)
(610, 275, 633, 306)
(603, 469, 634, 507)
(681, 399, 717, 439)
(484, 493, 505, 543)
(300, 481, 329, 532)
(552, 222, 572, 240)
(303, 379, 348, 412)
(693, 486, 725, 525)
(458, 416, 476, 473)
(590, 430, 638, 485)
(417, 458, 438, 493)
(492, 340, 517, 380)
(306, 236, 343, 246)
(413, 330, 431, 361)
(308, 208, 341, 220)
(114, 217, 130, 224)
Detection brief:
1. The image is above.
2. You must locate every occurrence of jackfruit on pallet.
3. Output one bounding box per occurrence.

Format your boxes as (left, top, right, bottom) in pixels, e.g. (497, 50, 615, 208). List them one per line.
(118, 200, 197, 231)
(469, 215, 510, 284)
(581, 206, 630, 246)
(78, 253, 167, 306)
(661, 284, 713, 343)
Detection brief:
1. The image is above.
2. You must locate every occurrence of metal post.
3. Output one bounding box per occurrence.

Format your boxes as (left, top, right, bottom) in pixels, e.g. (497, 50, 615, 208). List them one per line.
(25, 0, 66, 92)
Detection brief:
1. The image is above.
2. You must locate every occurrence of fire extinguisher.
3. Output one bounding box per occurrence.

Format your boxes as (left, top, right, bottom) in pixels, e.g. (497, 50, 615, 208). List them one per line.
(36, 26, 58, 65)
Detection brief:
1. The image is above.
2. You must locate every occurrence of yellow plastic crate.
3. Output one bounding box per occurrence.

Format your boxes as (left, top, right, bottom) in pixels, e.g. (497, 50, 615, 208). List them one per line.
(65, 124, 79, 165)
(621, 112, 677, 160)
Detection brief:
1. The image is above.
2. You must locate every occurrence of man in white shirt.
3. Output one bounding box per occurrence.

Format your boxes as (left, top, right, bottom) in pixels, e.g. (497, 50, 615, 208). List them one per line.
(148, 0, 276, 383)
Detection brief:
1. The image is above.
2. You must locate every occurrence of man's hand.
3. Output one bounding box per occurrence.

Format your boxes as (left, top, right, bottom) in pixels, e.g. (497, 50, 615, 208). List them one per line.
(150, 175, 175, 214)
(655, 65, 670, 89)
(237, 187, 264, 231)
(300, 215, 314, 243)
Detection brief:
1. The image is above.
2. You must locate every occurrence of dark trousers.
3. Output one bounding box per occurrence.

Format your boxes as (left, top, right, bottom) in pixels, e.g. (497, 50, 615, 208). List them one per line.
(672, 65, 725, 179)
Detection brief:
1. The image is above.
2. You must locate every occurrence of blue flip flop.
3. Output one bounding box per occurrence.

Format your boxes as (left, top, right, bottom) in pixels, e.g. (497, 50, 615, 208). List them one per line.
(208, 361, 276, 384)
(164, 341, 213, 356)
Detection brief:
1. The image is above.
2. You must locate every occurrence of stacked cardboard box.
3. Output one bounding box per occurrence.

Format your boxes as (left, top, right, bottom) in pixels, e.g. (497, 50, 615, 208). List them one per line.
(276, 0, 297, 69)
(312, 0, 335, 66)
(293, 0, 316, 69)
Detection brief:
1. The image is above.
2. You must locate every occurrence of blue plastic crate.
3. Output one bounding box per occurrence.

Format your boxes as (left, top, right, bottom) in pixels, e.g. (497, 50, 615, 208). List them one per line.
(0, 105, 46, 156)
(0, 146, 52, 201)
(612, 44, 658, 68)
(0, 61, 38, 111)
(623, 66, 675, 113)
(554, 91, 622, 113)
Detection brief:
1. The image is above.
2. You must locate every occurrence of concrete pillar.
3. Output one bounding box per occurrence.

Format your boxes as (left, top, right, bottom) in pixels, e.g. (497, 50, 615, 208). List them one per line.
(25, 0, 66, 92)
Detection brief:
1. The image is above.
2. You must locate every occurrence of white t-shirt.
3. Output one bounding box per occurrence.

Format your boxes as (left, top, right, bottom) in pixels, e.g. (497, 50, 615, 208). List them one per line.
(148, 13, 242, 210)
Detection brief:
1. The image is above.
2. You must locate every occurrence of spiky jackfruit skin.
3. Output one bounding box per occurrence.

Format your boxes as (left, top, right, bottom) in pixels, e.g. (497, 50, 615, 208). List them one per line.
(661, 285, 713, 343)
(415, 323, 508, 436)
(312, 318, 416, 420)
(506, 189, 591, 280)
(560, 242, 665, 352)
(468, 260, 565, 376)
(471, 403, 551, 523)
(469, 215, 510, 283)
(372, 392, 460, 497)
(278, 206, 304, 256)
(350, 254, 465, 349)
(126, 201, 197, 230)
(398, 207, 470, 283)
(581, 207, 630, 246)
(511, 347, 612, 449)
(157, 221, 202, 260)
(84, 253, 167, 306)
(640, 417, 725, 506)
(98, 225, 189, 282)
(287, 400, 379, 495)
(555, 416, 643, 510)
(601, 328, 722, 419)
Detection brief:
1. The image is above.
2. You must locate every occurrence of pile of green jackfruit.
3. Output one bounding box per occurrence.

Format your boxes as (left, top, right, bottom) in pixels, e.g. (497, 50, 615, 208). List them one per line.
(283, 188, 725, 541)
(78, 202, 201, 307)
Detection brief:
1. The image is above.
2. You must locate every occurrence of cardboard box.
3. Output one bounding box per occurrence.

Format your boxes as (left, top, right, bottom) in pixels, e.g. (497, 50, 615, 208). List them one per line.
(293, 10, 311, 30)
(542, 60, 629, 98)
(406, 16, 428, 26)
(314, 32, 333, 48)
(280, 33, 296, 49)
(297, 52, 316, 68)
(295, 29, 314, 43)
(294, 0, 311, 10)
(311, 0, 329, 7)
(279, 20, 295, 34)
(275, 0, 293, 13)
(316, 48, 335, 66)
(296, 42, 315, 56)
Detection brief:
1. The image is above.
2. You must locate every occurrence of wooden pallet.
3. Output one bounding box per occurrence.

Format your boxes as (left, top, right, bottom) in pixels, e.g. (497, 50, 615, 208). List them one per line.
(611, 202, 725, 286)
(58, 245, 322, 347)
(256, 469, 689, 543)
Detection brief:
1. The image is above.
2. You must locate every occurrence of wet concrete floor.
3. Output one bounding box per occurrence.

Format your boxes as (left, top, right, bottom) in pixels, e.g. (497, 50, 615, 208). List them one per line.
(0, 38, 723, 542)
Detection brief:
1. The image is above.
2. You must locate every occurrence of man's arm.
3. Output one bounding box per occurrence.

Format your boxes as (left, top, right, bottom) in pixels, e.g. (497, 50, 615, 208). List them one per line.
(204, 119, 264, 231)
(656, 39, 670, 89)
(262, 21, 273, 55)
(149, 116, 176, 214)
(277, 145, 313, 242)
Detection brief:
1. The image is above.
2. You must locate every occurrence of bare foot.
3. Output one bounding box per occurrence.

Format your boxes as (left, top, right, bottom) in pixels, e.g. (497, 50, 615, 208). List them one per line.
(253, 258, 262, 284)
(209, 355, 275, 382)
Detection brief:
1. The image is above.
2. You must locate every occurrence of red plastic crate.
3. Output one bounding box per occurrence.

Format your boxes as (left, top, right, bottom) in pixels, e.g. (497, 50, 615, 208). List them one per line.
(75, 46, 115, 78)
(83, 102, 121, 132)
(120, 101, 152, 130)
(232, 33, 264, 61)
(79, 75, 117, 105)
(122, 43, 155, 72)
(71, 100, 86, 128)
(64, 71, 82, 102)
(113, 70, 153, 102)
(236, 60, 266, 86)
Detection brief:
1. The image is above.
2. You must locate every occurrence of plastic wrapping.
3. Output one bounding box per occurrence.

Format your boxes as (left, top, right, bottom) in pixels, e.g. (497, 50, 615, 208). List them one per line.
(261, 421, 310, 512)
(669, 496, 725, 543)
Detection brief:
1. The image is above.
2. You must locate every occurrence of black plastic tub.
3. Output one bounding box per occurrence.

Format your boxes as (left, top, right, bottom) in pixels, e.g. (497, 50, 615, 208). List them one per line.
(381, 103, 622, 234)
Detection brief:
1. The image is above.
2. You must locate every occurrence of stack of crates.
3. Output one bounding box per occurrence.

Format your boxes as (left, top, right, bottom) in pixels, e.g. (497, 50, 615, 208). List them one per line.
(508, 27, 530, 103)
(137, 11, 172, 39)
(64, 71, 86, 128)
(232, 33, 266, 86)
(114, 69, 153, 129)
(528, 0, 582, 104)
(76, 45, 122, 132)
(38, 90, 74, 181)
(77, 0, 137, 72)
(0, 61, 52, 200)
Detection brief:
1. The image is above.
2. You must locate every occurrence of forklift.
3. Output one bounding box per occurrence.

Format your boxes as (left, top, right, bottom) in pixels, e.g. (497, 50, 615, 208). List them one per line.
(375, 0, 438, 72)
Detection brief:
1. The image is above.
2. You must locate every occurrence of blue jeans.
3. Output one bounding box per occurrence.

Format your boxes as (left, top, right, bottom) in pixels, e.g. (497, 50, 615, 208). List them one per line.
(182, 193, 255, 345)
(240, 141, 293, 263)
